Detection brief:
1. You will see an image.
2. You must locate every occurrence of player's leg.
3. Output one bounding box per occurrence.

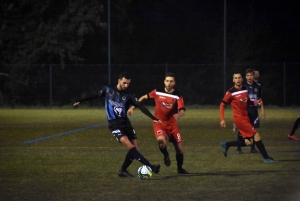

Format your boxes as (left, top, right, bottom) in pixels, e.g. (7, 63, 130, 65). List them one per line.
(236, 131, 243, 154)
(221, 118, 252, 157)
(253, 132, 277, 163)
(249, 114, 260, 153)
(112, 127, 160, 177)
(154, 124, 170, 167)
(288, 117, 300, 140)
(172, 141, 189, 174)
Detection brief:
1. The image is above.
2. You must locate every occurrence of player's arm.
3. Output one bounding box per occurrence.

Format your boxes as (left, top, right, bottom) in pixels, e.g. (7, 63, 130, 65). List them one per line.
(173, 108, 185, 121)
(133, 101, 161, 124)
(260, 99, 265, 119)
(73, 93, 99, 107)
(128, 94, 148, 115)
(220, 101, 227, 128)
(74, 86, 105, 107)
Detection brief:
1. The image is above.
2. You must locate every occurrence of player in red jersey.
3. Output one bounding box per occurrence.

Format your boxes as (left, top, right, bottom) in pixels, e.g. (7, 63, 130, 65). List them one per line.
(219, 73, 277, 163)
(128, 72, 189, 174)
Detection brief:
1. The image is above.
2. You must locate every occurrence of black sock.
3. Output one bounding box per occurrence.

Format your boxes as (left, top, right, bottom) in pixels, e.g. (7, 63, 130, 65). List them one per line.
(176, 153, 184, 170)
(121, 151, 134, 171)
(237, 131, 243, 149)
(129, 147, 151, 166)
(251, 140, 256, 149)
(290, 118, 300, 135)
(158, 142, 169, 157)
(227, 140, 246, 148)
(255, 140, 269, 159)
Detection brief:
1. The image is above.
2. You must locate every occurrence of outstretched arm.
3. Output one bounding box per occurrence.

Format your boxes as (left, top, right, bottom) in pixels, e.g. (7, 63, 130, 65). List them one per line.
(127, 94, 148, 115)
(73, 94, 99, 107)
(133, 101, 161, 124)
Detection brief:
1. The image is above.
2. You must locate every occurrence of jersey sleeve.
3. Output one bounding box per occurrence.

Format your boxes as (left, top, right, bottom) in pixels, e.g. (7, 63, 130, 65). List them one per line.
(98, 86, 107, 98)
(177, 96, 186, 111)
(148, 89, 157, 99)
(222, 91, 232, 104)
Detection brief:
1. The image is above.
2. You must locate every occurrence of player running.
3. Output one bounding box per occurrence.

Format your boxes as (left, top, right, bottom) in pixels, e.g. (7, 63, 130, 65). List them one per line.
(219, 73, 277, 163)
(128, 72, 189, 174)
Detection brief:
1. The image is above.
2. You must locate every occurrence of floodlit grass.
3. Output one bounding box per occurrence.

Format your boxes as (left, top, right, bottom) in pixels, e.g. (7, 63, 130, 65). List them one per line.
(0, 107, 300, 201)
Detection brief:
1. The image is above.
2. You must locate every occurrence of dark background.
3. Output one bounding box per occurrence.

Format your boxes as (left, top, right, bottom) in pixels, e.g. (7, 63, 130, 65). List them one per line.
(1, 0, 300, 106)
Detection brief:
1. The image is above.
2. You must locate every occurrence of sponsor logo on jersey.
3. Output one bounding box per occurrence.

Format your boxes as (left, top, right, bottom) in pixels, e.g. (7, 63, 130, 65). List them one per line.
(161, 102, 173, 109)
(239, 98, 248, 102)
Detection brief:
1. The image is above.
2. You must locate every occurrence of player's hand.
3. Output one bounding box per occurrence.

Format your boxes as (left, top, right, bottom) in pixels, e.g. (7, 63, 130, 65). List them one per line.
(127, 108, 134, 115)
(173, 114, 180, 121)
(262, 112, 265, 120)
(220, 120, 226, 128)
(257, 99, 262, 106)
(73, 102, 80, 107)
(154, 120, 162, 125)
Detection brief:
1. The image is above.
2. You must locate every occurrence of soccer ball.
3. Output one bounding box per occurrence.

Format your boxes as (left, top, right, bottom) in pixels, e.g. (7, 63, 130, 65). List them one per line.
(137, 165, 152, 180)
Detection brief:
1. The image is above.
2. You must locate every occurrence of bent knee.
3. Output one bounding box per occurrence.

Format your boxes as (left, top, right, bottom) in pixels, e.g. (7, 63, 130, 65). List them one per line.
(244, 139, 252, 146)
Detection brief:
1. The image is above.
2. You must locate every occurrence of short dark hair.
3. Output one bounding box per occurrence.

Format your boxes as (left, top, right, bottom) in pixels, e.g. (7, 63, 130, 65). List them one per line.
(118, 72, 131, 79)
(245, 68, 254, 74)
(165, 72, 176, 79)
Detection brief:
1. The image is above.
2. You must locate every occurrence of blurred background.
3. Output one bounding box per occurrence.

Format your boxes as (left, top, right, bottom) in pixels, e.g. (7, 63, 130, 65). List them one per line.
(1, 0, 299, 107)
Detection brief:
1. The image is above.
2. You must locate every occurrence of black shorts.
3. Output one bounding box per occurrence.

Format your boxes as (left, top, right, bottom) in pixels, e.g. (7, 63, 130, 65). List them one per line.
(108, 119, 137, 142)
(247, 107, 260, 128)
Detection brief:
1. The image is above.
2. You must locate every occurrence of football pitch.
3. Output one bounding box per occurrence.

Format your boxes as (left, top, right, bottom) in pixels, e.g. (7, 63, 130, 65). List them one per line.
(0, 107, 299, 201)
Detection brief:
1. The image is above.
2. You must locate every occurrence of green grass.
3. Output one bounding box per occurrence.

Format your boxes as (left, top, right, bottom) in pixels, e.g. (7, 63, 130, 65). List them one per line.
(0, 107, 300, 201)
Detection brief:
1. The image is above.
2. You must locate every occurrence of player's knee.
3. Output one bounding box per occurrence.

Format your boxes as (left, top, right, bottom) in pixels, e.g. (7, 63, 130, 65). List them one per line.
(244, 138, 252, 146)
(254, 133, 261, 142)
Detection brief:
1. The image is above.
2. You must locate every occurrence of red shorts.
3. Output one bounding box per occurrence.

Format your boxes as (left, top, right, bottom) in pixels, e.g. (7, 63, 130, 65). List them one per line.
(233, 115, 257, 138)
(152, 120, 182, 143)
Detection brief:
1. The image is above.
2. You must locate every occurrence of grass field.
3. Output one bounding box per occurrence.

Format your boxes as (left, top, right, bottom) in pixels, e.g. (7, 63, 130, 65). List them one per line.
(1, 107, 300, 201)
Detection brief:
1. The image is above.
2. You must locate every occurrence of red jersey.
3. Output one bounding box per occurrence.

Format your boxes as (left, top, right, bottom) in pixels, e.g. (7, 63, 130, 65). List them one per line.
(148, 89, 185, 121)
(220, 86, 257, 138)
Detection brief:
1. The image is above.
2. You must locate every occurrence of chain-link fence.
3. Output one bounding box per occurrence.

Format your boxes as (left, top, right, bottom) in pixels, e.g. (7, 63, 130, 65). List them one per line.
(0, 63, 299, 107)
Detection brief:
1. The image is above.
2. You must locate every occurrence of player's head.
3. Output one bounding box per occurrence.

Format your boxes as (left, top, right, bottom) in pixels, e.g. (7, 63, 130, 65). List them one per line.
(117, 72, 131, 91)
(232, 73, 243, 87)
(254, 69, 259, 82)
(164, 72, 176, 92)
(245, 68, 254, 83)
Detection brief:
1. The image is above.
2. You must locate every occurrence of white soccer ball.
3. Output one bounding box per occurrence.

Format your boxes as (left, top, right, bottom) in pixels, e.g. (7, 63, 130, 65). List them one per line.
(137, 165, 152, 180)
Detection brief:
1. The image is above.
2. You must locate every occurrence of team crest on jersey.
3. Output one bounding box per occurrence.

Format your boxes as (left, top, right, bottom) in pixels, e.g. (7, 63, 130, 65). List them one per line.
(239, 98, 248, 102)
(172, 98, 177, 103)
(122, 96, 126, 100)
(161, 102, 173, 109)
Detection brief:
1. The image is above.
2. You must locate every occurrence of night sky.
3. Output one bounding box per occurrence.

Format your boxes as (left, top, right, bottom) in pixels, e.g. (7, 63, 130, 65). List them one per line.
(93, 0, 300, 65)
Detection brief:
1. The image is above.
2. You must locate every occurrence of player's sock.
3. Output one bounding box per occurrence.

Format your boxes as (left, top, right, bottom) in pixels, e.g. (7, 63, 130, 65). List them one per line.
(237, 131, 243, 150)
(121, 151, 134, 171)
(255, 140, 269, 159)
(129, 147, 151, 166)
(176, 153, 184, 170)
(226, 140, 246, 148)
(251, 140, 256, 150)
(158, 141, 169, 157)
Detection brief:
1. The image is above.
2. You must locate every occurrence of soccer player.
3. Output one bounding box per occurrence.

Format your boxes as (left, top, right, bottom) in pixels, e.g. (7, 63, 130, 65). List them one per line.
(236, 69, 265, 154)
(128, 72, 189, 174)
(219, 72, 277, 163)
(288, 115, 300, 140)
(73, 72, 161, 177)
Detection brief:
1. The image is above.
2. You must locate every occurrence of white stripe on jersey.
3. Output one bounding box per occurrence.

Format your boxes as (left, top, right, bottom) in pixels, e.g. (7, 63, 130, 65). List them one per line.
(156, 91, 179, 99)
(231, 90, 247, 96)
